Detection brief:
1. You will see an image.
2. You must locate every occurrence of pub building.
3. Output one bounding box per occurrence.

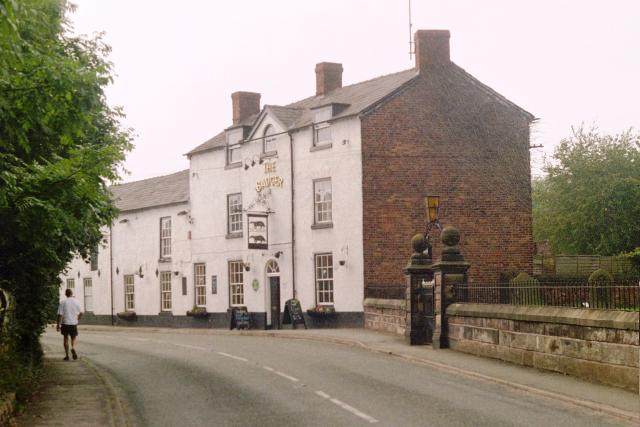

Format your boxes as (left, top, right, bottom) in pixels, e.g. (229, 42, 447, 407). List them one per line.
(59, 30, 534, 330)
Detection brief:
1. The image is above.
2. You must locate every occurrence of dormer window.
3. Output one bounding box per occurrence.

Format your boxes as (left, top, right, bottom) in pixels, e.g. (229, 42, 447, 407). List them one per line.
(226, 128, 243, 166)
(262, 125, 277, 155)
(313, 106, 332, 147)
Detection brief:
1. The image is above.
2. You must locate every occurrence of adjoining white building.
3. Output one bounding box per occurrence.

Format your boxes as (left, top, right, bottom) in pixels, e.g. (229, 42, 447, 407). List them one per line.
(60, 30, 534, 330)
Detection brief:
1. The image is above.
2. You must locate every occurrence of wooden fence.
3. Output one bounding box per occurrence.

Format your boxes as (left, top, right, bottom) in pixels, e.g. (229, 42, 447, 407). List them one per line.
(533, 255, 634, 277)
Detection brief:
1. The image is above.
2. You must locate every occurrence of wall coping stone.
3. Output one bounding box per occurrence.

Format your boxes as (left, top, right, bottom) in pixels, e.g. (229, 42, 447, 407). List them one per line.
(364, 298, 406, 311)
(447, 303, 639, 331)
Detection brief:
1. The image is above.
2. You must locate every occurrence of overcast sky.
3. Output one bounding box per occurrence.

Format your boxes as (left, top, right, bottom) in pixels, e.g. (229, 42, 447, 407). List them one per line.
(69, 0, 639, 182)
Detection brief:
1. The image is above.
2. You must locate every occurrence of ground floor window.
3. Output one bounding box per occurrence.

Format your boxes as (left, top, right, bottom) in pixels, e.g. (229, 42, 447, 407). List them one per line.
(229, 260, 244, 306)
(66, 278, 75, 290)
(194, 263, 206, 307)
(83, 278, 93, 312)
(160, 271, 172, 311)
(315, 253, 334, 304)
(124, 274, 135, 311)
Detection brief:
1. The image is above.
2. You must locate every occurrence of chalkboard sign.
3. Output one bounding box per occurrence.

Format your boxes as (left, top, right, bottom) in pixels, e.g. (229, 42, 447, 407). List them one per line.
(230, 307, 250, 330)
(282, 299, 307, 329)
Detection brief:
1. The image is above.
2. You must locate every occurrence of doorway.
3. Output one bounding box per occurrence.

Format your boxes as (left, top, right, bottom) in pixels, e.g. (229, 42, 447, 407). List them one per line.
(265, 260, 281, 329)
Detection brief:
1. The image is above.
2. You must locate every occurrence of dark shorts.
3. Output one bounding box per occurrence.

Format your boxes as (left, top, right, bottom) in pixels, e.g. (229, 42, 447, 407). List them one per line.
(60, 324, 78, 338)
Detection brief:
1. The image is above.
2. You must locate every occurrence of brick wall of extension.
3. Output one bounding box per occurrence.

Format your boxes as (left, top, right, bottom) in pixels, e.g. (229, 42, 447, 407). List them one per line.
(360, 67, 534, 291)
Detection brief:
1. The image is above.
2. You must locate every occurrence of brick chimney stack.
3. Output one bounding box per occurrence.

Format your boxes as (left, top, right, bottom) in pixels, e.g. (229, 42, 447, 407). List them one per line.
(315, 62, 343, 96)
(415, 30, 451, 72)
(231, 91, 261, 125)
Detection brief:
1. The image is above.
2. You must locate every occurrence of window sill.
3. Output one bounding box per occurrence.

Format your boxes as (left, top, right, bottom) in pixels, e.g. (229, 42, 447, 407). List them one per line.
(225, 162, 242, 170)
(226, 232, 243, 239)
(158, 257, 172, 263)
(261, 151, 277, 159)
(311, 222, 333, 230)
(310, 143, 332, 152)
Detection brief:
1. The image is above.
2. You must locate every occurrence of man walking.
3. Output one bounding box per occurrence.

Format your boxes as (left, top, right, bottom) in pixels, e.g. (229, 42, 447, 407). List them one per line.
(56, 289, 83, 361)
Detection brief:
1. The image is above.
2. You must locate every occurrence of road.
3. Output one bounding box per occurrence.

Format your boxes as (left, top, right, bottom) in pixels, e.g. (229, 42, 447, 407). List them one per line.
(41, 329, 628, 427)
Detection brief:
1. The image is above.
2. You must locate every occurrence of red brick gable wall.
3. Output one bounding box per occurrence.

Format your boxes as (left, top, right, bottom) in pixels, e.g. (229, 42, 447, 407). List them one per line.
(360, 71, 533, 291)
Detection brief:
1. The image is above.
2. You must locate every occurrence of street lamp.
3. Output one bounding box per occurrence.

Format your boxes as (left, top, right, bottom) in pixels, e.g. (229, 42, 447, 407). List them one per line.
(424, 195, 442, 258)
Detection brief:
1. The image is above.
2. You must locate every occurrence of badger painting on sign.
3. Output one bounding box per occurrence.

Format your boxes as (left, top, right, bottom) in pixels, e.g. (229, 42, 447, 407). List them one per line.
(248, 214, 268, 250)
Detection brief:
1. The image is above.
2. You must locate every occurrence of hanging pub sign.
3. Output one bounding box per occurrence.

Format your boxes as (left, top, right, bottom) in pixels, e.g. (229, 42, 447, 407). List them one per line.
(247, 213, 268, 250)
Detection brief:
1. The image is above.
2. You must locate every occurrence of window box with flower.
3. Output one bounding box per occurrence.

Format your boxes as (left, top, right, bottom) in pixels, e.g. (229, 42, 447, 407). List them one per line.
(187, 306, 209, 318)
(116, 311, 137, 321)
(306, 304, 336, 319)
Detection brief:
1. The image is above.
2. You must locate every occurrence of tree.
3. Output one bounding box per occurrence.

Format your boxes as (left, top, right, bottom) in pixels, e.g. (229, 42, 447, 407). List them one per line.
(0, 0, 132, 361)
(533, 126, 640, 256)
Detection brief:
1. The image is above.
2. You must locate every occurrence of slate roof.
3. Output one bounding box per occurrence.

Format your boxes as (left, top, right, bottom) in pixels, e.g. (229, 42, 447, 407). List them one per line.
(110, 169, 189, 212)
(186, 63, 534, 157)
(186, 68, 419, 156)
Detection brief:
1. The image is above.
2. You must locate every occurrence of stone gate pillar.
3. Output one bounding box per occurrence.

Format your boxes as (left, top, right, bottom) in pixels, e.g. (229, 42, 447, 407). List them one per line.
(403, 234, 434, 345)
(431, 226, 470, 349)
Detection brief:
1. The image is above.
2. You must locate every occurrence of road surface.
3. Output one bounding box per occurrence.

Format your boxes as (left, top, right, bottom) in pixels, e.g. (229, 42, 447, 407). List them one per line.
(41, 329, 629, 427)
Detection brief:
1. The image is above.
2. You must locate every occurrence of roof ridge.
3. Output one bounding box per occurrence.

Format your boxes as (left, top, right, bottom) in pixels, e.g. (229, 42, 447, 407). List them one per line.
(265, 104, 304, 110)
(286, 68, 416, 107)
(112, 169, 189, 188)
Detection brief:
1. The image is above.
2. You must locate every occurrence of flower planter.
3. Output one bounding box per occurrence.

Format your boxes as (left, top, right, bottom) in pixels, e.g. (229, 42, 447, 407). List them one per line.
(306, 309, 337, 319)
(116, 311, 137, 321)
(187, 309, 209, 318)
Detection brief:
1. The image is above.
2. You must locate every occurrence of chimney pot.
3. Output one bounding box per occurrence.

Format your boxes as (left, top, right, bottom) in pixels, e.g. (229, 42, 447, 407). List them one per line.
(315, 62, 343, 96)
(231, 91, 261, 125)
(415, 30, 450, 72)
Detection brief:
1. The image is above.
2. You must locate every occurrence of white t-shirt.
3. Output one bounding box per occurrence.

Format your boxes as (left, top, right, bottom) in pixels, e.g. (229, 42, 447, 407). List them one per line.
(57, 297, 82, 325)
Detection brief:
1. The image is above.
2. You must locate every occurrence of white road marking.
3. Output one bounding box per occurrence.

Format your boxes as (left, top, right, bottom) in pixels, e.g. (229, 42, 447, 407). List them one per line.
(263, 366, 275, 372)
(274, 371, 299, 382)
(315, 390, 331, 399)
(329, 398, 379, 424)
(315, 390, 378, 423)
(217, 351, 248, 362)
(127, 337, 149, 342)
(173, 343, 207, 351)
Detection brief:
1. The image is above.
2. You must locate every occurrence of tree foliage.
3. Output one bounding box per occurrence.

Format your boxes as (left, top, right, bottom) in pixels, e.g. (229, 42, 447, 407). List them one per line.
(0, 0, 132, 359)
(532, 126, 640, 256)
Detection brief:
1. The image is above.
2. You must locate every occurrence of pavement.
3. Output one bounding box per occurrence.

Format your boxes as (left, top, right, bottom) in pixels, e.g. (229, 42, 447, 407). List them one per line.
(14, 325, 640, 426)
(14, 340, 127, 427)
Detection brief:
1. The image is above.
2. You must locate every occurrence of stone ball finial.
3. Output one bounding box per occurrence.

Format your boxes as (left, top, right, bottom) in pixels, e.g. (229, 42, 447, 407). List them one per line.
(411, 233, 428, 254)
(441, 226, 460, 247)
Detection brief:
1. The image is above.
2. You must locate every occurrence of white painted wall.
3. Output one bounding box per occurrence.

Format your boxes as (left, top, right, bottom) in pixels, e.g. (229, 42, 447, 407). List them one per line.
(291, 116, 364, 313)
(60, 113, 365, 319)
(59, 202, 191, 316)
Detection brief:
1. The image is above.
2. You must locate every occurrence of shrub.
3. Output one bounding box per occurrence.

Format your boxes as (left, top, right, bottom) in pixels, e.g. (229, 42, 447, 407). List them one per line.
(509, 272, 542, 305)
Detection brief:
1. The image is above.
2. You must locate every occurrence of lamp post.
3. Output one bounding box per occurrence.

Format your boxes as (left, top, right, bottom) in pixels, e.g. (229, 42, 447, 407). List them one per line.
(424, 195, 442, 258)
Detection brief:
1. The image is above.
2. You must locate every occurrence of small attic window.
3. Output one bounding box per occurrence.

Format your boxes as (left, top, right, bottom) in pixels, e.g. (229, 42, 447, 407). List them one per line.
(226, 128, 243, 166)
(313, 106, 332, 147)
(262, 125, 277, 155)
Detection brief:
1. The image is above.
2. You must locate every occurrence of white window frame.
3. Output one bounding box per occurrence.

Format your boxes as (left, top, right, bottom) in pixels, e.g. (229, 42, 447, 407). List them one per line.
(313, 107, 332, 147)
(83, 277, 93, 312)
(313, 178, 333, 225)
(227, 193, 243, 234)
(160, 271, 172, 311)
(66, 278, 75, 290)
(160, 216, 171, 259)
(229, 260, 244, 306)
(226, 129, 243, 165)
(194, 264, 206, 307)
(315, 253, 334, 305)
(124, 275, 135, 311)
(90, 245, 98, 271)
(262, 124, 277, 154)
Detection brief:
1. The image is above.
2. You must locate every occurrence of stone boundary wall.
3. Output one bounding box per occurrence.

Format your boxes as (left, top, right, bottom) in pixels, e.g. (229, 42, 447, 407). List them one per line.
(447, 304, 639, 392)
(364, 298, 406, 335)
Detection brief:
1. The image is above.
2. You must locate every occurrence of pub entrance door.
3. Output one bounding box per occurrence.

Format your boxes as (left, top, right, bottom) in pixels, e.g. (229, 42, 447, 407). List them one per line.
(265, 260, 281, 329)
(269, 277, 281, 330)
